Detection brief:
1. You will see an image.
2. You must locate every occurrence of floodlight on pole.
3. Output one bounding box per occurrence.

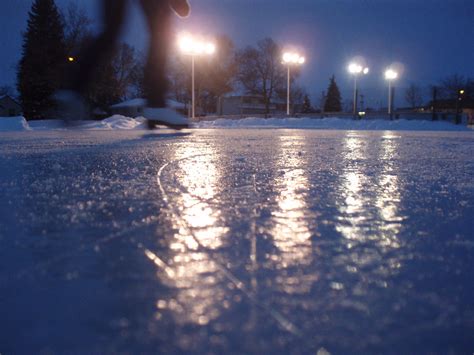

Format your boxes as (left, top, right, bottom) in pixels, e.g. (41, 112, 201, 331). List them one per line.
(348, 62, 370, 116)
(282, 52, 306, 116)
(385, 68, 399, 117)
(178, 34, 216, 120)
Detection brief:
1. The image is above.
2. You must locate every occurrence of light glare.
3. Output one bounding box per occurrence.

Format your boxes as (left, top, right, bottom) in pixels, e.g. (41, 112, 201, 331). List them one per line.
(179, 35, 216, 56)
(283, 52, 306, 65)
(385, 69, 398, 80)
(348, 62, 369, 75)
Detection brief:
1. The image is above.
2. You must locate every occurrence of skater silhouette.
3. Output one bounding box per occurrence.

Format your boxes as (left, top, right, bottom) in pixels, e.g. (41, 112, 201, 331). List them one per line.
(57, 0, 190, 129)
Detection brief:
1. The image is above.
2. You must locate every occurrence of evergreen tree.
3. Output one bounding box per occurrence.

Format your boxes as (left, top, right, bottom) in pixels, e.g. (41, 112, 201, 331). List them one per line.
(17, 0, 66, 119)
(323, 75, 342, 112)
(302, 94, 313, 113)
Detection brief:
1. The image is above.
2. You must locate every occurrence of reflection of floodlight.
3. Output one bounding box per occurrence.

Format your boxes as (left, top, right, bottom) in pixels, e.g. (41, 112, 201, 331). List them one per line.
(282, 51, 306, 115)
(363, 67, 369, 75)
(178, 34, 216, 119)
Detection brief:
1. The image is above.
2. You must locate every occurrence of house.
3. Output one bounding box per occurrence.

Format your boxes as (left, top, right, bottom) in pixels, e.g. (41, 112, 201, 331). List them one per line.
(218, 95, 286, 116)
(109, 98, 187, 117)
(0, 95, 22, 117)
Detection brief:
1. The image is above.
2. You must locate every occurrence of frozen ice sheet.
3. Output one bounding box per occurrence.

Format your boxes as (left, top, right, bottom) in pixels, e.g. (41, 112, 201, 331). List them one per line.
(0, 129, 473, 354)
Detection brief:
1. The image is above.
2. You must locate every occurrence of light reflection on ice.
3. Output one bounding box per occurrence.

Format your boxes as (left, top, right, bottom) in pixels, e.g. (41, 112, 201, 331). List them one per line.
(336, 132, 403, 270)
(375, 133, 404, 249)
(336, 135, 368, 243)
(149, 142, 229, 326)
(269, 137, 315, 294)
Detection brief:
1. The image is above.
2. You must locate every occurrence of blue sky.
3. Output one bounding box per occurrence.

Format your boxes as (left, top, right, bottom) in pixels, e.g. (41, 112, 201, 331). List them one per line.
(1, 0, 473, 108)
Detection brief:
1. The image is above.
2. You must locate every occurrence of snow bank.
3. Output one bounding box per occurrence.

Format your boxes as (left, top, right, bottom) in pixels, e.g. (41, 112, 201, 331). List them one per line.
(0, 117, 31, 131)
(2, 115, 471, 132)
(196, 117, 472, 131)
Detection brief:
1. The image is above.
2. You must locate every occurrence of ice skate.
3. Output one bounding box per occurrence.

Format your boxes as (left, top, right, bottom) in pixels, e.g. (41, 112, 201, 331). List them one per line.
(144, 107, 189, 130)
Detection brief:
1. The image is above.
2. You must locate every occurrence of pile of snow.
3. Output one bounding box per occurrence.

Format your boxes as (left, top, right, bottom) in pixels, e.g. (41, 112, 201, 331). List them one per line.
(0, 117, 31, 131)
(196, 116, 472, 131)
(2, 115, 472, 132)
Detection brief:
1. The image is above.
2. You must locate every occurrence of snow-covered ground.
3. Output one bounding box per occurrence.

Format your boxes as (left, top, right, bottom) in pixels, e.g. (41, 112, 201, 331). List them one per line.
(1, 115, 472, 132)
(1, 128, 473, 354)
(196, 116, 473, 131)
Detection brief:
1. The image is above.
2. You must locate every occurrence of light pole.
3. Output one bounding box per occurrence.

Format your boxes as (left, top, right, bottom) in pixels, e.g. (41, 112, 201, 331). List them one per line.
(178, 35, 216, 120)
(348, 63, 369, 117)
(384, 68, 399, 119)
(282, 52, 305, 116)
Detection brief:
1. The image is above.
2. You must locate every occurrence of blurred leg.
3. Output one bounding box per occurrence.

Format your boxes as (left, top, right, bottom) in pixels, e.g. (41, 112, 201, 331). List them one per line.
(139, 0, 172, 108)
(71, 0, 127, 94)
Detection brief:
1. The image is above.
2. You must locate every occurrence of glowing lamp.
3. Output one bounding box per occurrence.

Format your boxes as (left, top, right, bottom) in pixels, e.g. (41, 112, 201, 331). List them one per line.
(385, 69, 398, 81)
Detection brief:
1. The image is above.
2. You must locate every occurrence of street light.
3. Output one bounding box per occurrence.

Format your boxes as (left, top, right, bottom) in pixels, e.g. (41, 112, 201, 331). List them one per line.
(348, 62, 369, 117)
(178, 34, 216, 120)
(282, 52, 305, 116)
(385, 68, 399, 118)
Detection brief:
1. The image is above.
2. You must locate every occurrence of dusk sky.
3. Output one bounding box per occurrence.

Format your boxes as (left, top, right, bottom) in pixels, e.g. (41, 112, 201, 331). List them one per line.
(1, 0, 473, 108)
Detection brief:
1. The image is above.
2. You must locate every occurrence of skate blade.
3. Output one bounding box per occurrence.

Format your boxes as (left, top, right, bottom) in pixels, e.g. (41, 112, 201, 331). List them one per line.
(147, 120, 189, 130)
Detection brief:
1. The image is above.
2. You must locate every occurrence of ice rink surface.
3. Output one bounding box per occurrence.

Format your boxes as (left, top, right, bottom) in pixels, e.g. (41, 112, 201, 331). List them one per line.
(1, 129, 473, 354)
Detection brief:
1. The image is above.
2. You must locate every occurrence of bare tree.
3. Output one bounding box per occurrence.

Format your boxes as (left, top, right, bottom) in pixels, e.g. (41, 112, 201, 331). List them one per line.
(62, 2, 93, 55)
(168, 35, 237, 114)
(440, 74, 467, 99)
(113, 43, 142, 100)
(199, 35, 237, 114)
(405, 83, 423, 109)
(168, 55, 191, 106)
(236, 38, 287, 114)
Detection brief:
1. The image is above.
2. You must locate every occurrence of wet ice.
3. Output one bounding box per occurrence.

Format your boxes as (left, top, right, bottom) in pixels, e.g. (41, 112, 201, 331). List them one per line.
(0, 129, 473, 354)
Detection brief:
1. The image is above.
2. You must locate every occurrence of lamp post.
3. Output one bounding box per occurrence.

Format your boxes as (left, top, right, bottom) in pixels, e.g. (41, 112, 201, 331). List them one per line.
(385, 68, 399, 119)
(282, 52, 305, 116)
(178, 35, 216, 120)
(456, 89, 465, 124)
(348, 63, 369, 117)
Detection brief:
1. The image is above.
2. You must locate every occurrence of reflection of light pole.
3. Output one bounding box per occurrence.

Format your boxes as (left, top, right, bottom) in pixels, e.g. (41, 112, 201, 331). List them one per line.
(385, 68, 399, 119)
(179, 35, 216, 120)
(282, 52, 305, 116)
(348, 63, 369, 117)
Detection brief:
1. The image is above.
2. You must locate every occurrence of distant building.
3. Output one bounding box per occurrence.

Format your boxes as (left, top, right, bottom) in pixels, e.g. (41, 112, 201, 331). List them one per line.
(0, 95, 22, 117)
(218, 95, 286, 116)
(109, 98, 187, 117)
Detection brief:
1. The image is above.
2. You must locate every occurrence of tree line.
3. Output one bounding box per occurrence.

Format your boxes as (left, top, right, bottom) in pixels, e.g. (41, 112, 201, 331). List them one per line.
(11, 0, 474, 119)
